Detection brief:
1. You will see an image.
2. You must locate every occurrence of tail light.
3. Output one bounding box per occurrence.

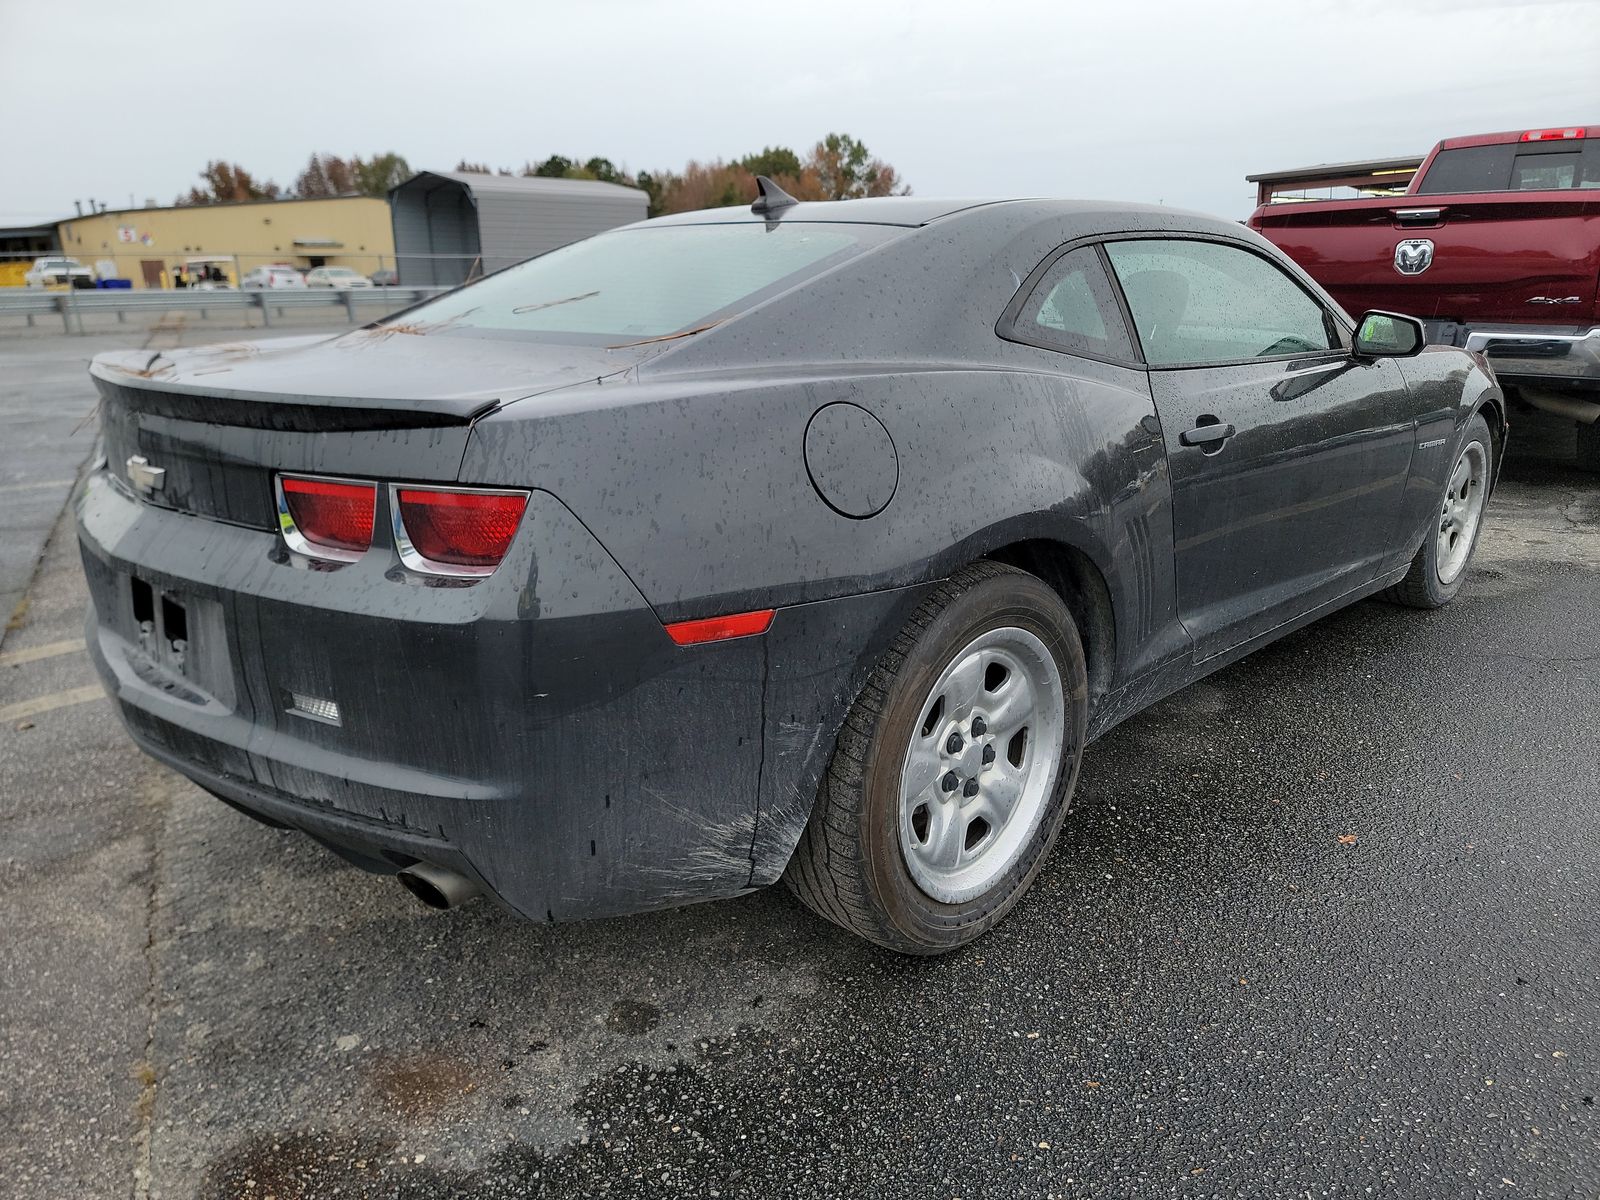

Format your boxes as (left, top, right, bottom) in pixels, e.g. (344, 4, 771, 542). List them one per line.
(393, 486, 528, 576)
(1520, 127, 1585, 142)
(277, 475, 376, 559)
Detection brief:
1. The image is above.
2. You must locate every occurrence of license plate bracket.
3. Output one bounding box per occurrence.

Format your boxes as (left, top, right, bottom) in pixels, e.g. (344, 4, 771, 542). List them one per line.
(130, 576, 192, 677)
(122, 574, 236, 709)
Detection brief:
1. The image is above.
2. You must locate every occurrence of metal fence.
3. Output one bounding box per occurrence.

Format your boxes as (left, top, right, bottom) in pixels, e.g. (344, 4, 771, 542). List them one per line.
(0, 285, 452, 334)
(0, 250, 486, 291)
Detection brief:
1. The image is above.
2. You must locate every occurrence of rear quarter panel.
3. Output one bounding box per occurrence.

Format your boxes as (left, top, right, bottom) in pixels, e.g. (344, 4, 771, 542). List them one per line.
(460, 358, 1172, 666)
(461, 354, 1176, 886)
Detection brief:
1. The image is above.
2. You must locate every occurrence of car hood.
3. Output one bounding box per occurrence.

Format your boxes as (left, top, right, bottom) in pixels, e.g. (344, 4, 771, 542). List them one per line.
(88, 328, 649, 420)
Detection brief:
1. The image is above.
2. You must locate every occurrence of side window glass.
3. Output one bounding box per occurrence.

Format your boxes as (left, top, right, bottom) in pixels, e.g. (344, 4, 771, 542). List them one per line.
(1012, 246, 1136, 361)
(1413, 145, 1512, 194)
(1104, 239, 1339, 367)
(1511, 151, 1579, 190)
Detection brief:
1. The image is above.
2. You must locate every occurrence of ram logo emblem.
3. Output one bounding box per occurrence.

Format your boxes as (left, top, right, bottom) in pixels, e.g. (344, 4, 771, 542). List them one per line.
(1394, 239, 1434, 276)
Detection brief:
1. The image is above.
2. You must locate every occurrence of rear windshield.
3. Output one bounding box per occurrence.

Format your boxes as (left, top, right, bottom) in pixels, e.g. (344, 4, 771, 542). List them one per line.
(1415, 141, 1600, 194)
(397, 222, 895, 342)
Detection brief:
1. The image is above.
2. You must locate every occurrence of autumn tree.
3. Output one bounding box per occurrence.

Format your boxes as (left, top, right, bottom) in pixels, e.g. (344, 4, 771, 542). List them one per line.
(644, 135, 907, 215)
(177, 161, 281, 205)
(807, 132, 906, 200)
(293, 153, 353, 198)
(657, 161, 757, 213)
(172, 135, 906, 213)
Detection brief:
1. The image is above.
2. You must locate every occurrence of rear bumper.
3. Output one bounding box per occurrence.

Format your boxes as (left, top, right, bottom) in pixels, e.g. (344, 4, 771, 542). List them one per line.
(75, 469, 920, 921)
(76, 470, 777, 921)
(1425, 321, 1600, 395)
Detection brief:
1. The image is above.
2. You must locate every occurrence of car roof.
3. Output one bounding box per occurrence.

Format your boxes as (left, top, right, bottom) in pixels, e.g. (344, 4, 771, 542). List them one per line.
(634, 195, 1239, 235)
(647, 196, 1017, 228)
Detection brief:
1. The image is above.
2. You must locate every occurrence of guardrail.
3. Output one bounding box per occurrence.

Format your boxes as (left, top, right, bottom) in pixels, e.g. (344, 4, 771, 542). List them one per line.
(0, 286, 453, 334)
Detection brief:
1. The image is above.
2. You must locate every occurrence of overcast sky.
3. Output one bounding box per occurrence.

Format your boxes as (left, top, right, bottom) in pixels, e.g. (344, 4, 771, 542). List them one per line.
(3, 0, 1597, 225)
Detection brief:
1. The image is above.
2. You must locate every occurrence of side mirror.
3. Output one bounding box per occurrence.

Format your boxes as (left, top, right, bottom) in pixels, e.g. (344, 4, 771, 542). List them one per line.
(1353, 310, 1424, 358)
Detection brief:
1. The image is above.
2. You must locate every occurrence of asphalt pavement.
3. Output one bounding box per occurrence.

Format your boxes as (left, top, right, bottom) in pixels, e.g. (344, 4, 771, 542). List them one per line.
(1, 330, 1595, 1199)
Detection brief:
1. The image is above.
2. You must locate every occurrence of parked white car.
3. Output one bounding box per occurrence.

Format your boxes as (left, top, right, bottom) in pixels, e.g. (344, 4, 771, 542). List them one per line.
(240, 265, 307, 290)
(25, 257, 93, 288)
(304, 266, 373, 289)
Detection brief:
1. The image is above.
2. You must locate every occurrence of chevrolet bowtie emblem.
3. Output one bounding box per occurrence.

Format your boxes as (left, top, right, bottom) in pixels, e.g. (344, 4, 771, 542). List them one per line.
(126, 455, 165, 492)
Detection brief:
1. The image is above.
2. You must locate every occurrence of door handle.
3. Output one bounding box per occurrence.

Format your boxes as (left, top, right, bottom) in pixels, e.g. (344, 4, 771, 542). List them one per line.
(1179, 420, 1236, 448)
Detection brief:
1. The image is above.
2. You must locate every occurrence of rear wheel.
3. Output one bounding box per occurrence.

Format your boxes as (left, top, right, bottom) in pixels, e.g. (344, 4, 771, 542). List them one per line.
(783, 562, 1088, 954)
(1382, 412, 1493, 609)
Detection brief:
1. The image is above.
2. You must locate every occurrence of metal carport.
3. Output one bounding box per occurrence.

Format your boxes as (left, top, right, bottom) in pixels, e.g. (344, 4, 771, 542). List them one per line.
(389, 171, 648, 287)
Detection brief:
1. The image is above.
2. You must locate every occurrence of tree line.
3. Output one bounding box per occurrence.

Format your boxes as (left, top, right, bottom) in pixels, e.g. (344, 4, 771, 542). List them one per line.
(456, 133, 907, 216)
(176, 152, 413, 205)
(174, 134, 907, 216)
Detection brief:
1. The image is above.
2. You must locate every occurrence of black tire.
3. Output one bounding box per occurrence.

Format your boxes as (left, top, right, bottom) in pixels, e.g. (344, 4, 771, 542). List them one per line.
(1381, 412, 1494, 609)
(783, 562, 1088, 954)
(1577, 418, 1600, 474)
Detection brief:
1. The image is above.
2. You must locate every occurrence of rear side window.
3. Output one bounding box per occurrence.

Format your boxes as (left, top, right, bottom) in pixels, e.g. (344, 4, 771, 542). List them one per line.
(1008, 246, 1136, 361)
(1104, 239, 1339, 367)
(398, 222, 896, 342)
(1415, 145, 1512, 193)
(1417, 142, 1600, 193)
(1512, 152, 1581, 190)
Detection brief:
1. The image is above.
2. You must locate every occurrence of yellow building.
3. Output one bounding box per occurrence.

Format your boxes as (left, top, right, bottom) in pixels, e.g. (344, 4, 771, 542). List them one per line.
(55, 195, 396, 289)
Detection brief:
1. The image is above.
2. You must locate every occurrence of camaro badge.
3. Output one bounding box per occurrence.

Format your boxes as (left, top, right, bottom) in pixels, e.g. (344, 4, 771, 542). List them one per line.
(126, 455, 165, 492)
(1394, 239, 1434, 276)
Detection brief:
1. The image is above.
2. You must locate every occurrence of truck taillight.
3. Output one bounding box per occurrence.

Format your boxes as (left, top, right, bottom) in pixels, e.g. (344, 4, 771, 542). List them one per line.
(1520, 127, 1585, 142)
(394, 487, 528, 574)
(278, 476, 376, 554)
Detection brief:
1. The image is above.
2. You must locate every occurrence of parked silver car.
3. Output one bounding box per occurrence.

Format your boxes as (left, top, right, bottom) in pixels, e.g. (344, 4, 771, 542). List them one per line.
(305, 267, 373, 289)
(240, 265, 307, 290)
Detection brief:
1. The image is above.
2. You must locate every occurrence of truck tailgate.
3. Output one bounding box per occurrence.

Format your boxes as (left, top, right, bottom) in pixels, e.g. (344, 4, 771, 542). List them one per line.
(1251, 193, 1600, 324)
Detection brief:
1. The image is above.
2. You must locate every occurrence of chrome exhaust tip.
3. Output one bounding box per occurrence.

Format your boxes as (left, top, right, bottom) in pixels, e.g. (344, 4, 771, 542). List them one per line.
(396, 862, 482, 910)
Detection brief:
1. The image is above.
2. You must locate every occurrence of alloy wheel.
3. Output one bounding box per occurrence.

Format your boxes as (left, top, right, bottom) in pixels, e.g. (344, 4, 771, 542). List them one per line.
(1437, 440, 1488, 585)
(898, 626, 1066, 903)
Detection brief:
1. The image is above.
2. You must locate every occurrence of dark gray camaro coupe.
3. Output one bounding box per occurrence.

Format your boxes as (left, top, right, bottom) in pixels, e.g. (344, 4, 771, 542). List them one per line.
(77, 184, 1503, 953)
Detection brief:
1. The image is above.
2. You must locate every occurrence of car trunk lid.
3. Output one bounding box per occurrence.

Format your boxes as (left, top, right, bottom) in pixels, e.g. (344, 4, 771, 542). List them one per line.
(92, 329, 641, 529)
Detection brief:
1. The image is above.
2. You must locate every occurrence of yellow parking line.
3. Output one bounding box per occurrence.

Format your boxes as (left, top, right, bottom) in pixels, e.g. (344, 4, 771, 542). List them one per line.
(0, 638, 87, 667)
(1, 685, 105, 723)
(0, 478, 74, 495)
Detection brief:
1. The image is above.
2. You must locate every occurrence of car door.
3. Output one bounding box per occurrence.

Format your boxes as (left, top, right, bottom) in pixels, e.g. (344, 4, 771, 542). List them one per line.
(1102, 236, 1416, 661)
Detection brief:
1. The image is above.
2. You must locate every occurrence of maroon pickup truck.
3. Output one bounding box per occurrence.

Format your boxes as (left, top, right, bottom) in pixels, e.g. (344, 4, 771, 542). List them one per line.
(1249, 125, 1600, 469)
